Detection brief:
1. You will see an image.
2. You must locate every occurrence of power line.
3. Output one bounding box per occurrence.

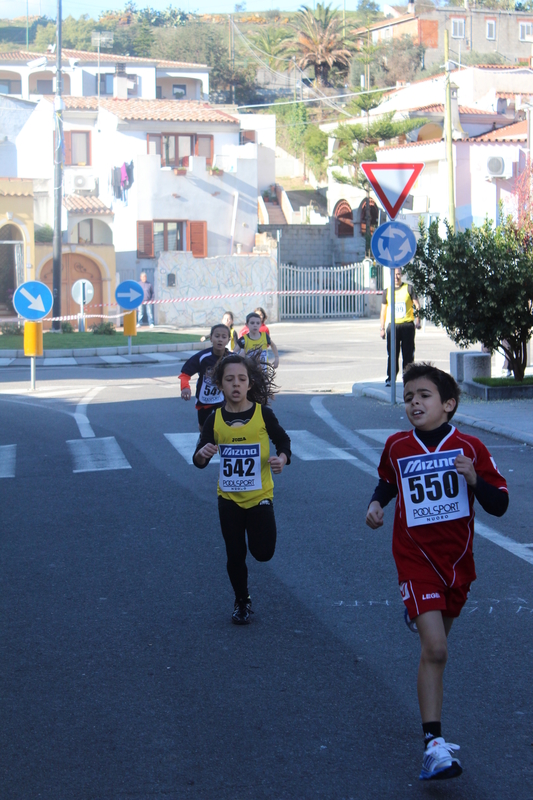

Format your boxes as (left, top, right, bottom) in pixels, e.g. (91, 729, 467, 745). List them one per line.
(237, 85, 395, 110)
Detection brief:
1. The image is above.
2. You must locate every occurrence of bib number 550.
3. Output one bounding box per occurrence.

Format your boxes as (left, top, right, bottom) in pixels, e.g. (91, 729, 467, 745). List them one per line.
(408, 471, 459, 504)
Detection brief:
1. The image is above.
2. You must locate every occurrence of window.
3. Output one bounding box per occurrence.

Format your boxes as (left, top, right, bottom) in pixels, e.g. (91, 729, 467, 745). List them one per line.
(127, 75, 138, 96)
(36, 79, 54, 94)
(173, 84, 187, 99)
(382, 26, 393, 40)
(137, 221, 185, 258)
(486, 20, 496, 40)
(62, 131, 91, 166)
(187, 221, 208, 258)
(519, 21, 533, 40)
(372, 30, 380, 43)
(0, 79, 22, 95)
(77, 219, 93, 244)
(146, 134, 213, 167)
(156, 85, 162, 99)
(99, 74, 114, 95)
(451, 18, 465, 38)
(240, 130, 256, 145)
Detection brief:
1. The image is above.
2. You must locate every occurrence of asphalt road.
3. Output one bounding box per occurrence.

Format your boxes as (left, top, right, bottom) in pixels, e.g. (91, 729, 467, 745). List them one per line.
(0, 346, 532, 800)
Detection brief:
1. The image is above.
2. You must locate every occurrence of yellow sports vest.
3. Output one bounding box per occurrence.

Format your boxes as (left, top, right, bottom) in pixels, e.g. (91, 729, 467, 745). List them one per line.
(243, 331, 268, 363)
(214, 403, 274, 508)
(385, 283, 415, 325)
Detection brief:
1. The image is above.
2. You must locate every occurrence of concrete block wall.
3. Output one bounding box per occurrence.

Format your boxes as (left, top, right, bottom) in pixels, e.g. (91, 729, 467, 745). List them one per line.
(258, 223, 366, 267)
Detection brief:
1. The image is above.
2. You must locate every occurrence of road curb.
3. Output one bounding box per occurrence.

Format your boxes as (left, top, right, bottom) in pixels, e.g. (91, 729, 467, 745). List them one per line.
(0, 340, 204, 359)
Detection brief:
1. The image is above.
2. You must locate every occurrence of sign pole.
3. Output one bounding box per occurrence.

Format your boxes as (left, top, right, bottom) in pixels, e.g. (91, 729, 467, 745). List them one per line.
(31, 357, 36, 391)
(390, 266, 396, 405)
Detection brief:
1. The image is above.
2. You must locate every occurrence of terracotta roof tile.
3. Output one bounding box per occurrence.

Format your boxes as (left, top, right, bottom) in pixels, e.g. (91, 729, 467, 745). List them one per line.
(379, 137, 443, 151)
(409, 103, 497, 115)
(473, 119, 527, 141)
(48, 97, 238, 124)
(63, 195, 113, 215)
(0, 49, 208, 69)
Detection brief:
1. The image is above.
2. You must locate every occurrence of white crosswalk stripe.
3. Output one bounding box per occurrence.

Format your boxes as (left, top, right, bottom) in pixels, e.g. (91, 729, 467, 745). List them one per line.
(357, 429, 399, 445)
(164, 432, 220, 465)
(287, 430, 376, 475)
(0, 444, 16, 478)
(67, 437, 131, 473)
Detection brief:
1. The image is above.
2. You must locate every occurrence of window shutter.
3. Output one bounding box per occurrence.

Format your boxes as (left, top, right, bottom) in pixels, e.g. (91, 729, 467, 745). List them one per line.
(86, 131, 92, 166)
(64, 131, 72, 166)
(195, 135, 214, 167)
(137, 221, 154, 258)
(188, 221, 207, 258)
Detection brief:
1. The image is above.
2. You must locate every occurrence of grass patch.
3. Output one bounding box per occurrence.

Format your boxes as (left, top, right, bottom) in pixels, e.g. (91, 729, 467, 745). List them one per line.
(0, 331, 201, 350)
(473, 376, 533, 387)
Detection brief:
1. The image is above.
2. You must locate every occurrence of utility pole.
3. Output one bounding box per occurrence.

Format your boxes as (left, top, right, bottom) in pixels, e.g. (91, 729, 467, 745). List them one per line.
(444, 29, 455, 232)
(26, 0, 29, 50)
(52, 0, 63, 331)
(229, 15, 235, 105)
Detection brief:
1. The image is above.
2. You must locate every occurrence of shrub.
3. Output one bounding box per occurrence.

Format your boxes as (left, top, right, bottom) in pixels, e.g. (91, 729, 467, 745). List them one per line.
(90, 321, 116, 335)
(61, 321, 74, 333)
(0, 322, 23, 336)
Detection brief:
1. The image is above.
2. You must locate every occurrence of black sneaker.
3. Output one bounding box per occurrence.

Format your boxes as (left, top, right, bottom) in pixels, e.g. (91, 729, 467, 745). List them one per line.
(385, 378, 391, 387)
(232, 596, 253, 625)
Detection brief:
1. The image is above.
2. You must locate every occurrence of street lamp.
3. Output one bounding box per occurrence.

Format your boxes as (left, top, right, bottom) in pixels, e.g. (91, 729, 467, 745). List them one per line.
(91, 31, 114, 105)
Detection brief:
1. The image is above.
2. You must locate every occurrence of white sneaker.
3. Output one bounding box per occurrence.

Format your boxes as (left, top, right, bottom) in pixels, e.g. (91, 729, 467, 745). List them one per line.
(419, 737, 462, 781)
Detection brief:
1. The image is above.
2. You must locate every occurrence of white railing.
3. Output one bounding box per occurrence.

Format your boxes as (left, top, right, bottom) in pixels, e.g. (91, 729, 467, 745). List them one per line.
(278, 262, 368, 319)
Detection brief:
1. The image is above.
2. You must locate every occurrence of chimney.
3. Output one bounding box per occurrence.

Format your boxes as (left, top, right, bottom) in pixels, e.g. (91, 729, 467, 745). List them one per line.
(450, 83, 467, 140)
(114, 63, 128, 99)
(407, 1, 415, 13)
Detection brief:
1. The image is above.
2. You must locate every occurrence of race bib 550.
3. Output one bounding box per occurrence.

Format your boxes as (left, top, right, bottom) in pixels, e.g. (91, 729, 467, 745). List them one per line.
(398, 449, 469, 527)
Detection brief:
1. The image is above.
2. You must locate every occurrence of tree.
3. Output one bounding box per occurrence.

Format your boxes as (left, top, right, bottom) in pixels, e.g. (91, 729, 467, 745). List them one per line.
(331, 97, 425, 253)
(290, 3, 352, 87)
(252, 26, 292, 72)
(34, 15, 96, 51)
(356, 0, 381, 27)
(407, 217, 533, 381)
(304, 124, 328, 180)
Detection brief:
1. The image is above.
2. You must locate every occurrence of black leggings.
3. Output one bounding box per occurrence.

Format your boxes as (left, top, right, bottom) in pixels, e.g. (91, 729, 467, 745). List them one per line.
(386, 321, 416, 381)
(218, 496, 277, 600)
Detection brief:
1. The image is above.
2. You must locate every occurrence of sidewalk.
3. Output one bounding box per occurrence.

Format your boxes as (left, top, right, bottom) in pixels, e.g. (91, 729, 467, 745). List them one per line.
(352, 380, 533, 447)
(0, 340, 204, 368)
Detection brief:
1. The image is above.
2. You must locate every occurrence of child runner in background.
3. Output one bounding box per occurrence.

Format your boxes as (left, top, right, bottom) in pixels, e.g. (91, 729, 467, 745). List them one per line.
(238, 306, 270, 338)
(236, 311, 279, 369)
(193, 354, 290, 625)
(179, 324, 231, 432)
(365, 363, 508, 782)
(222, 311, 238, 351)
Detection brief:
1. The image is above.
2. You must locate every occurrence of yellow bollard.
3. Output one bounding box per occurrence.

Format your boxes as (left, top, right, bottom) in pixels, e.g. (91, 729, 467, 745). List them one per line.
(123, 310, 137, 336)
(24, 321, 43, 356)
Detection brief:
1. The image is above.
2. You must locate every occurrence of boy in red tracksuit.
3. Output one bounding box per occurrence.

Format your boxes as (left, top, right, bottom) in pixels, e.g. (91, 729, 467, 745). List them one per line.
(366, 363, 508, 782)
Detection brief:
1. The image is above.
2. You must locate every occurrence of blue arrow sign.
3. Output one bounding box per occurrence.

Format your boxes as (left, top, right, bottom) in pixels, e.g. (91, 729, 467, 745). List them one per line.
(13, 281, 53, 321)
(115, 280, 144, 310)
(371, 221, 417, 269)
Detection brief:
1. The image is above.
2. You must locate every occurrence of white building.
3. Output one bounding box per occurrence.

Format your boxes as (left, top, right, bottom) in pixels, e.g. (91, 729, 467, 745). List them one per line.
(0, 48, 210, 102)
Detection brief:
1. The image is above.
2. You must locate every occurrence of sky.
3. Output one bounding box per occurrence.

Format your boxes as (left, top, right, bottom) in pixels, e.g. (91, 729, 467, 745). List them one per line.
(4, 0, 365, 22)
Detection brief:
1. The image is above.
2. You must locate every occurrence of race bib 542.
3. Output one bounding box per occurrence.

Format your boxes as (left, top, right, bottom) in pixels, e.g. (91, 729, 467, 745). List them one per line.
(219, 443, 262, 492)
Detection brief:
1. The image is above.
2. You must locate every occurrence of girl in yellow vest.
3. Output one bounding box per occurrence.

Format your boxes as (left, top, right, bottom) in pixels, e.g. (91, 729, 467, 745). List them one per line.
(236, 312, 279, 368)
(193, 354, 291, 625)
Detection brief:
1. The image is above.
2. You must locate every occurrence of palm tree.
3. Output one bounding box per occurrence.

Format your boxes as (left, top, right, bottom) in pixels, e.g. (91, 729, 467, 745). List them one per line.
(291, 3, 352, 87)
(252, 27, 292, 72)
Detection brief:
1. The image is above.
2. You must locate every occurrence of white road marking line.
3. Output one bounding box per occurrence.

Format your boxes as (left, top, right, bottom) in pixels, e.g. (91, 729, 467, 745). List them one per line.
(164, 432, 219, 465)
(0, 444, 16, 478)
(310, 396, 380, 466)
(74, 387, 104, 438)
(287, 430, 376, 476)
(356, 429, 400, 445)
(476, 522, 533, 567)
(67, 437, 131, 473)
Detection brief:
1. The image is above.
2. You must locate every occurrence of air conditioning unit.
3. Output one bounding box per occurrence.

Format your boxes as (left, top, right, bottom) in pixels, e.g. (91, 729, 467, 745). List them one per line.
(64, 171, 96, 194)
(486, 156, 514, 180)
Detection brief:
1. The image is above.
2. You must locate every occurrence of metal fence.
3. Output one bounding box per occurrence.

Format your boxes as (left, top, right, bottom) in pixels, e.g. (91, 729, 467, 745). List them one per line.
(278, 262, 379, 319)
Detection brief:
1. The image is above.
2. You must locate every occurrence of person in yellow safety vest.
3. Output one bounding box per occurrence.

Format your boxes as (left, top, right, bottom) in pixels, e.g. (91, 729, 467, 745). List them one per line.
(380, 268, 421, 387)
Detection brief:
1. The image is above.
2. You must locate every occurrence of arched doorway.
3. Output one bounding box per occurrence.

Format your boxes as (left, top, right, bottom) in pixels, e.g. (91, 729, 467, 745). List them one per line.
(0, 223, 24, 318)
(333, 200, 354, 237)
(40, 253, 103, 330)
(359, 198, 379, 237)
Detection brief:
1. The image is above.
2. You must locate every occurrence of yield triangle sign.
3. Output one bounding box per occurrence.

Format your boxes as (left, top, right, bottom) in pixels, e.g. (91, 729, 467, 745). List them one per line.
(360, 162, 425, 219)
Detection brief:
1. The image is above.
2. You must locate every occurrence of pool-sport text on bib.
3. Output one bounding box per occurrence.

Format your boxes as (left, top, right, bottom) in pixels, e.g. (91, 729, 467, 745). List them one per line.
(398, 449, 469, 527)
(219, 443, 262, 492)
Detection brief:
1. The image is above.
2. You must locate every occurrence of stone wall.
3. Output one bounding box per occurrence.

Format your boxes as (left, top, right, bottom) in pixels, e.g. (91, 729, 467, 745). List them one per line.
(154, 251, 278, 328)
(258, 222, 365, 267)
